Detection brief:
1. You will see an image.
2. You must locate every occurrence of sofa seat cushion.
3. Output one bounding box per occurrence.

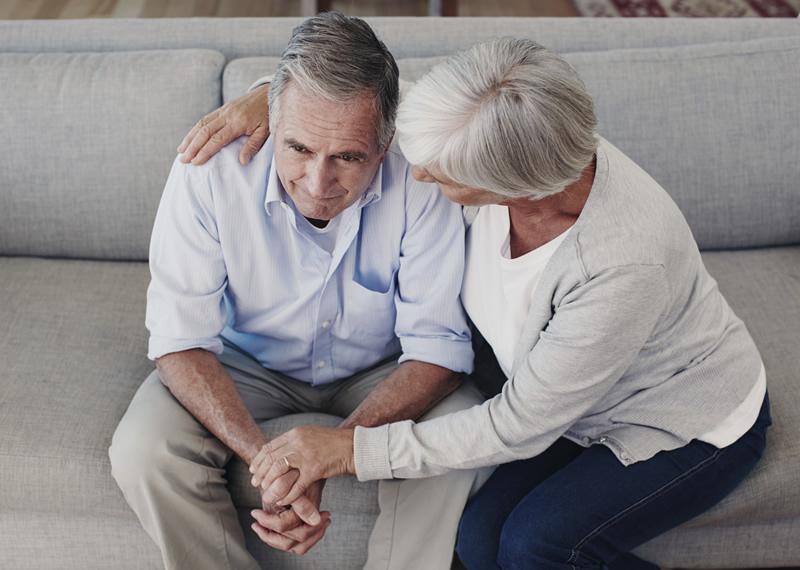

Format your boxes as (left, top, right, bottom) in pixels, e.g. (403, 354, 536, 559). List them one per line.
(0, 257, 377, 522)
(0, 257, 152, 517)
(634, 246, 800, 567)
(1, 245, 797, 566)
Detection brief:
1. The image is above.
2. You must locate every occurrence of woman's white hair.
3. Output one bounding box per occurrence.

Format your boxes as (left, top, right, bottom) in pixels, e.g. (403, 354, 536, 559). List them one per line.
(397, 38, 597, 200)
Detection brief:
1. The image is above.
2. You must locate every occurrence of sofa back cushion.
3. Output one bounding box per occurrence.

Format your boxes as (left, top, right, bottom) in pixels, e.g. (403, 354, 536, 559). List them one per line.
(2, 17, 798, 60)
(571, 36, 800, 250)
(224, 35, 800, 250)
(0, 49, 224, 260)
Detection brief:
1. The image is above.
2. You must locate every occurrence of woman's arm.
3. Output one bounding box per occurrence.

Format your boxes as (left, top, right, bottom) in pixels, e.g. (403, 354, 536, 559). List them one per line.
(356, 264, 669, 479)
(251, 264, 669, 505)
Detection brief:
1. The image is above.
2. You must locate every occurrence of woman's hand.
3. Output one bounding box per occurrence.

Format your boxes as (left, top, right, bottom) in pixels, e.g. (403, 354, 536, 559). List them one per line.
(250, 426, 356, 506)
(177, 83, 270, 166)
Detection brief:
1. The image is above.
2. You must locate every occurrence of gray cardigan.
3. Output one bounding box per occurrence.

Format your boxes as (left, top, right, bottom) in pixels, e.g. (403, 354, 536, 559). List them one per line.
(354, 138, 764, 480)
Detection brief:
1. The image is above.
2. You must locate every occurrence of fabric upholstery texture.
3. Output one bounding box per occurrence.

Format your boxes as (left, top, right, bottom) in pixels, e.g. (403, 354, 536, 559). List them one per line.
(0, 49, 224, 260)
(570, 36, 800, 249)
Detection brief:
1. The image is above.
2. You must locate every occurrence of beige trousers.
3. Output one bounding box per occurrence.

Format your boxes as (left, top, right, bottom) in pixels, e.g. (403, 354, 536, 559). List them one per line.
(109, 343, 488, 570)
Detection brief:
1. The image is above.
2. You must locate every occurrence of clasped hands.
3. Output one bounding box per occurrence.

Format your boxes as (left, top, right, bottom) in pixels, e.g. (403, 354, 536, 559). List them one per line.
(248, 425, 356, 555)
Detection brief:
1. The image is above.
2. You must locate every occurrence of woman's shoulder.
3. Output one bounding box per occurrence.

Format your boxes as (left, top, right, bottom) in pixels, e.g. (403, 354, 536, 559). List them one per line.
(572, 138, 698, 276)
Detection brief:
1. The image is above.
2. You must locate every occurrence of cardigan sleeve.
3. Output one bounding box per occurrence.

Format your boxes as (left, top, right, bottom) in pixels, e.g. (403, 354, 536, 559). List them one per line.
(353, 263, 668, 480)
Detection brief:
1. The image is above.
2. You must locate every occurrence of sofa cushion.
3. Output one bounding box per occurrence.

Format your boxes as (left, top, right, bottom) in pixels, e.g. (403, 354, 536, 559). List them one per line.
(1, 245, 798, 567)
(223, 56, 280, 103)
(634, 246, 800, 567)
(0, 258, 378, 521)
(224, 35, 800, 250)
(0, 49, 224, 261)
(569, 36, 800, 250)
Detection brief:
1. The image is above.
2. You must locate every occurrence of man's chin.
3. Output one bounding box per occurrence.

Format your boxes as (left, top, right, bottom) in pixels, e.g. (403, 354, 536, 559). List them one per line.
(296, 201, 344, 222)
(299, 209, 333, 222)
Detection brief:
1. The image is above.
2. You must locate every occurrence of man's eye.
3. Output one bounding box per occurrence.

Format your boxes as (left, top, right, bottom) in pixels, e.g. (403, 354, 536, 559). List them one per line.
(290, 145, 307, 153)
(339, 155, 361, 163)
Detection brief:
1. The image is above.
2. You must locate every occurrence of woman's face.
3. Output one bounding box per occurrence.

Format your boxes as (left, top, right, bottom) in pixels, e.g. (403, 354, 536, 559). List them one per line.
(411, 166, 507, 207)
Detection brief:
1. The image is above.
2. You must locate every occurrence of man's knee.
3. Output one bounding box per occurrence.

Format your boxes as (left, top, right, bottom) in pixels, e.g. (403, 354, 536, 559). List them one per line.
(109, 404, 173, 491)
(109, 371, 210, 491)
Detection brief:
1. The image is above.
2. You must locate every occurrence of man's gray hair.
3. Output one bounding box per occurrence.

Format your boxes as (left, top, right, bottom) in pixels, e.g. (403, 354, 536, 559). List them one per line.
(397, 38, 598, 199)
(269, 12, 399, 150)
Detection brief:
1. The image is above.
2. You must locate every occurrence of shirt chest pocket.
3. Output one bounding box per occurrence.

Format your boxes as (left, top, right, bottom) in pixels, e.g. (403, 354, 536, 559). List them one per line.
(342, 269, 398, 337)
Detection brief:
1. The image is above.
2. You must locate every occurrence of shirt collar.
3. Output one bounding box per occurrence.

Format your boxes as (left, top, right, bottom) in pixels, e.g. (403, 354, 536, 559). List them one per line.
(263, 156, 287, 217)
(359, 162, 384, 208)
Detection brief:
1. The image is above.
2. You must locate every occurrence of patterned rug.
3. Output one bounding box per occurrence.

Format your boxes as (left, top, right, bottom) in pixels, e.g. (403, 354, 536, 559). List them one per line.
(572, 0, 799, 16)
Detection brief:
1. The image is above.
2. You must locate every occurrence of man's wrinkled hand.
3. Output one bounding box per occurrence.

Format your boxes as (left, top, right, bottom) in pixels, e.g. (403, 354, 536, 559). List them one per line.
(251, 479, 331, 556)
(177, 83, 270, 166)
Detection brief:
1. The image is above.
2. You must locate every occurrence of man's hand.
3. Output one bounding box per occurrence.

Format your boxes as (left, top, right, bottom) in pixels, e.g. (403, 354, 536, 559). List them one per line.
(251, 480, 331, 555)
(177, 84, 270, 166)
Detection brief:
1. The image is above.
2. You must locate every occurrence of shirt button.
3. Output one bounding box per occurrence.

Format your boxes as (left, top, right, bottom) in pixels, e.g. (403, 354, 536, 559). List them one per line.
(598, 436, 608, 444)
(321, 320, 331, 329)
(317, 360, 326, 369)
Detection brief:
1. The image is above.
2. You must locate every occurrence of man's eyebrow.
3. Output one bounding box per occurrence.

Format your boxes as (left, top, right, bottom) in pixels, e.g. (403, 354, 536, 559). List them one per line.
(284, 137, 309, 150)
(283, 137, 367, 160)
(336, 150, 369, 160)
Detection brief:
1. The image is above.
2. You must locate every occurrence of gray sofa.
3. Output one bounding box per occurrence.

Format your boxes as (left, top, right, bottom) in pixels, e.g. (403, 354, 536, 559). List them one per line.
(1, 17, 799, 570)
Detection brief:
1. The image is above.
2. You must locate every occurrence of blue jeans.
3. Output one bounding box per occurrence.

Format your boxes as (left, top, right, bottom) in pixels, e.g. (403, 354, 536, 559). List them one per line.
(456, 394, 771, 570)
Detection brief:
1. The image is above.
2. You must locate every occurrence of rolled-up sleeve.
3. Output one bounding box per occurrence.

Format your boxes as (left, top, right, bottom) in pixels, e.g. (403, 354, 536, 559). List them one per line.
(394, 171, 474, 374)
(145, 157, 228, 360)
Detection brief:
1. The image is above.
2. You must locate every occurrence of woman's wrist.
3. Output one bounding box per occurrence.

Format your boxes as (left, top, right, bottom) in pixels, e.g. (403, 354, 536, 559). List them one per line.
(344, 427, 357, 475)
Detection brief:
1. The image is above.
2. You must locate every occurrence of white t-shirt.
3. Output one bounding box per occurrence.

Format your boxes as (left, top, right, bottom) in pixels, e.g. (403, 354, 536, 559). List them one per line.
(297, 211, 341, 254)
(462, 204, 572, 378)
(462, 203, 765, 449)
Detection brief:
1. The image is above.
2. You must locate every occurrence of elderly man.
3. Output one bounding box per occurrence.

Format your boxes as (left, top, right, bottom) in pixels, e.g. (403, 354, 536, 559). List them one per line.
(108, 12, 484, 570)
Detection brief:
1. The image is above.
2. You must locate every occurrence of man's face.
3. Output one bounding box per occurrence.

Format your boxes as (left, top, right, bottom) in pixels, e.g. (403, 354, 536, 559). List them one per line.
(273, 83, 388, 223)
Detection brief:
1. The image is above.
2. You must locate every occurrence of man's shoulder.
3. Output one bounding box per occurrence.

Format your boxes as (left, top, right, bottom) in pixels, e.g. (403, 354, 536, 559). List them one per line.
(196, 136, 273, 177)
(176, 137, 273, 203)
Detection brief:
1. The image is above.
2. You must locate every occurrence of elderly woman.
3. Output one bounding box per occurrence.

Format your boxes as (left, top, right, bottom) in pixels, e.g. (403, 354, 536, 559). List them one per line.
(183, 38, 770, 569)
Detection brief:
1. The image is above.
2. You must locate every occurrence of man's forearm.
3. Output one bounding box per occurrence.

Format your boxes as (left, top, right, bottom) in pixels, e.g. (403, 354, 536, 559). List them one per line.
(156, 349, 267, 464)
(339, 360, 462, 429)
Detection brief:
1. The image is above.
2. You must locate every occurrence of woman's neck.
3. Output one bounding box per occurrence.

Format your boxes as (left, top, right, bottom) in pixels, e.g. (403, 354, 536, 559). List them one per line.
(502, 157, 596, 258)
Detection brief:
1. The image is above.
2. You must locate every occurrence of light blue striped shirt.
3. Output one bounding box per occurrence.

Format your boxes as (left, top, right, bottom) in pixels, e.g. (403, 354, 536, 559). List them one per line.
(146, 137, 473, 385)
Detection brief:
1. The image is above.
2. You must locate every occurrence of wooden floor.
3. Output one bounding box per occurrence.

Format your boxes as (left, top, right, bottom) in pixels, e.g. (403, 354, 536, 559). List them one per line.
(0, 0, 578, 19)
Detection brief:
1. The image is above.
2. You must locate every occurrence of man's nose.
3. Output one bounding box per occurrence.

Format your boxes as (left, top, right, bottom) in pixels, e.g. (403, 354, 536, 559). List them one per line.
(305, 158, 336, 198)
